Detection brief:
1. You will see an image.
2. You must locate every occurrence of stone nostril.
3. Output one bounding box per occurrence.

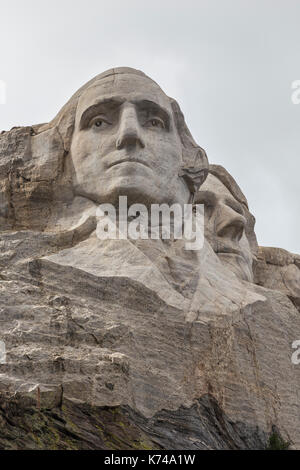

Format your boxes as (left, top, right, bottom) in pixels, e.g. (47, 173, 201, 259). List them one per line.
(116, 130, 145, 150)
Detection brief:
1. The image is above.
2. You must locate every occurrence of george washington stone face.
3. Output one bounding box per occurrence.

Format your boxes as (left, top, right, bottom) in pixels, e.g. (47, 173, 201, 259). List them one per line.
(68, 70, 208, 210)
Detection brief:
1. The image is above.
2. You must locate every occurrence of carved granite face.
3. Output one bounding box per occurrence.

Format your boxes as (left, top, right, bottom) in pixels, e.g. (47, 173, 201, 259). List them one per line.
(196, 174, 253, 282)
(70, 73, 190, 208)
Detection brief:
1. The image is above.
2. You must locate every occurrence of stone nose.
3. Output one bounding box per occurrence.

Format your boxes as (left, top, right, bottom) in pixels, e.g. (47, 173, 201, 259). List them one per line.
(116, 105, 145, 150)
(215, 204, 246, 242)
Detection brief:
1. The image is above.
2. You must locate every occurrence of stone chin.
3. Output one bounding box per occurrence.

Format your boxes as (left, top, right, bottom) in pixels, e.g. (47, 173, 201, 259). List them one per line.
(72, 166, 189, 208)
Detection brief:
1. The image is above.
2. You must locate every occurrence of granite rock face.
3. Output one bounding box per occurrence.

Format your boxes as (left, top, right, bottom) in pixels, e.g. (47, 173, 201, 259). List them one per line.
(255, 247, 300, 312)
(0, 68, 299, 450)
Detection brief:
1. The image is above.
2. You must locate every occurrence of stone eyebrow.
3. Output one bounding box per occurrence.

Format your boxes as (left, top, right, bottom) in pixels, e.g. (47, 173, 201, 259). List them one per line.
(224, 196, 244, 216)
(79, 97, 171, 130)
(79, 98, 123, 129)
(132, 99, 171, 129)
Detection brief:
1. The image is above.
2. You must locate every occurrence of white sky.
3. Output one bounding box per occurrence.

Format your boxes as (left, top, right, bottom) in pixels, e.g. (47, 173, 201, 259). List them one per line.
(0, 0, 299, 253)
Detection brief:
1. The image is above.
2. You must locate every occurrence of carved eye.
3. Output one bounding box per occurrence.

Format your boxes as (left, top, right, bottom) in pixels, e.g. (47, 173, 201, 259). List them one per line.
(145, 118, 165, 129)
(89, 116, 111, 129)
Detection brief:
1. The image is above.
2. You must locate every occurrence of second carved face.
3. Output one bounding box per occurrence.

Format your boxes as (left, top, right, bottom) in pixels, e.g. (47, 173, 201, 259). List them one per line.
(196, 173, 254, 282)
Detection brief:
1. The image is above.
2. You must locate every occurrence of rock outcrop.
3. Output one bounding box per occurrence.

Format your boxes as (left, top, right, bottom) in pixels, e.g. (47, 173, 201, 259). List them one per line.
(255, 247, 300, 312)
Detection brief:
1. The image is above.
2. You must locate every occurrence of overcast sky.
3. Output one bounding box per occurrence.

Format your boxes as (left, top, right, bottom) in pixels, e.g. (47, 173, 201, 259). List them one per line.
(0, 0, 299, 253)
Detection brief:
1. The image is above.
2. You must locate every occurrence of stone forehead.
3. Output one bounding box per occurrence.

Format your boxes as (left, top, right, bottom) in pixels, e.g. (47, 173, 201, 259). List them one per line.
(87, 67, 161, 87)
(85, 67, 154, 83)
(201, 173, 234, 200)
(77, 72, 170, 114)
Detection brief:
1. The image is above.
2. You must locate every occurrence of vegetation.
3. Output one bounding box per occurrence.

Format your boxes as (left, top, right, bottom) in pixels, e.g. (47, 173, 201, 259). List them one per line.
(266, 430, 291, 450)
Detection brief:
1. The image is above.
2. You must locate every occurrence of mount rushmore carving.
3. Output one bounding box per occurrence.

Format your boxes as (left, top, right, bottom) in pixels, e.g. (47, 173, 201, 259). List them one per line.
(0, 68, 299, 450)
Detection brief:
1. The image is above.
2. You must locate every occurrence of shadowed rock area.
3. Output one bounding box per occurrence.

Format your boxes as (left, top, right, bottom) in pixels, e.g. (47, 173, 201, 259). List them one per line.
(0, 394, 267, 450)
